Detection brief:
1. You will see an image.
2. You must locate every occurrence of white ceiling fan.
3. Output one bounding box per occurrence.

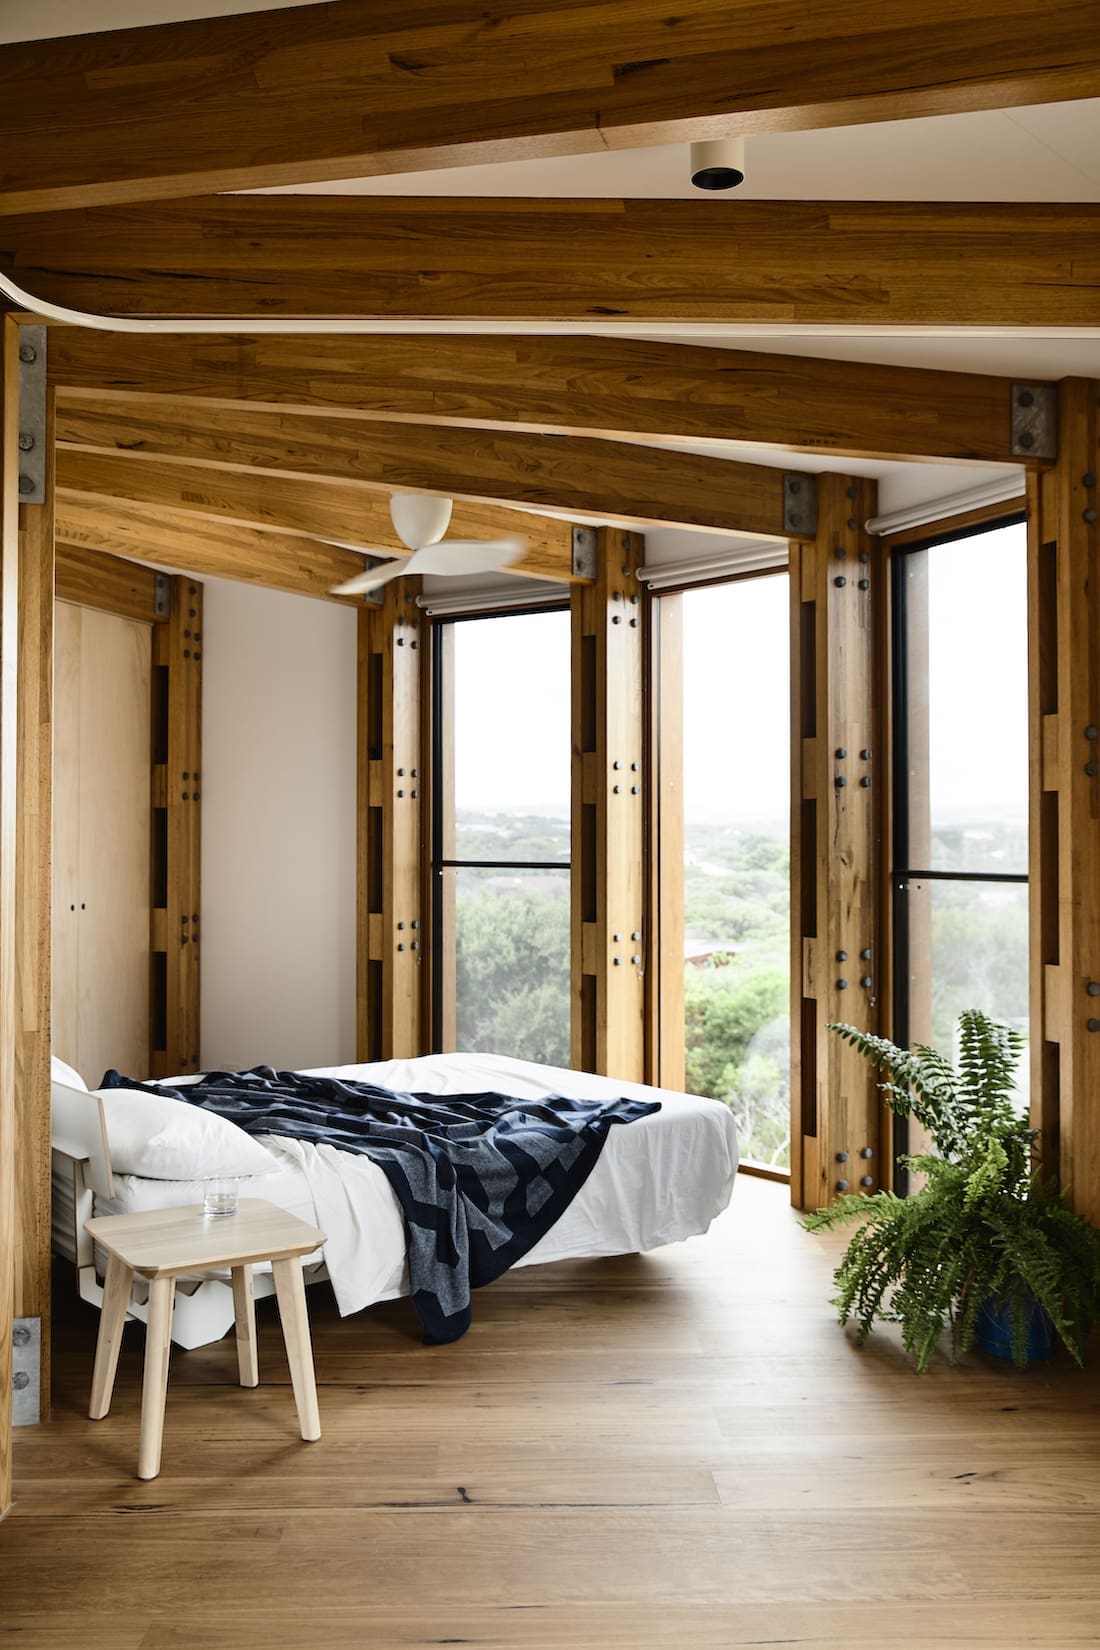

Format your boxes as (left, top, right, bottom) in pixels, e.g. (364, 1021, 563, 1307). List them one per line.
(329, 493, 526, 595)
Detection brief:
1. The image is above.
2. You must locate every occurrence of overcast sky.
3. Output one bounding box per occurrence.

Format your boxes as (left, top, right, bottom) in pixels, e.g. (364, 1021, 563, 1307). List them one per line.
(452, 521, 1028, 829)
(924, 522, 1028, 824)
(453, 609, 572, 813)
(681, 574, 790, 826)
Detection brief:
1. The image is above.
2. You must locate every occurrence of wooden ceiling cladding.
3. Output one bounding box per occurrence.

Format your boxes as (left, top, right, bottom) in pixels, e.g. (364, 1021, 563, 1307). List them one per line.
(53, 396, 801, 539)
(1, 2, 1098, 213)
(55, 450, 581, 585)
(3, 196, 1099, 327)
(46, 329, 1034, 468)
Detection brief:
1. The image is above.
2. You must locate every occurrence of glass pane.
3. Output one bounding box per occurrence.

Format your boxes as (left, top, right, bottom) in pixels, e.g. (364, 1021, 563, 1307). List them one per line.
(680, 575, 791, 1172)
(454, 866, 571, 1065)
(452, 609, 571, 863)
(903, 522, 1028, 874)
(906, 877, 1029, 1111)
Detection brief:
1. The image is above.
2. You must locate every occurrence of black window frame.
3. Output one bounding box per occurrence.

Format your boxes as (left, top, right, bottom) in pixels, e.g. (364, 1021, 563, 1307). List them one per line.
(429, 603, 572, 1054)
(889, 510, 1029, 1193)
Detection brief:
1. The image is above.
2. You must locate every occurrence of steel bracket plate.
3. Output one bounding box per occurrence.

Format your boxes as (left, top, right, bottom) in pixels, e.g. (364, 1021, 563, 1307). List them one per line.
(572, 526, 598, 580)
(153, 573, 172, 619)
(16, 325, 47, 506)
(783, 473, 817, 538)
(12, 1316, 41, 1426)
(1011, 383, 1057, 461)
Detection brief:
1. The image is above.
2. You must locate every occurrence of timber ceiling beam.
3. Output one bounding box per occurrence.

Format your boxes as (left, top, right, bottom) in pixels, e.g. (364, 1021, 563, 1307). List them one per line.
(48, 328, 1034, 467)
(55, 449, 580, 584)
(7, 196, 1100, 329)
(2, 3, 1097, 214)
(55, 397, 796, 540)
(54, 496, 370, 604)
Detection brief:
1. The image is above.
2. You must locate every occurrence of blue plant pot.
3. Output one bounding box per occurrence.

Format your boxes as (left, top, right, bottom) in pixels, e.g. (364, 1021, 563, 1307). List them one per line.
(975, 1295, 1055, 1363)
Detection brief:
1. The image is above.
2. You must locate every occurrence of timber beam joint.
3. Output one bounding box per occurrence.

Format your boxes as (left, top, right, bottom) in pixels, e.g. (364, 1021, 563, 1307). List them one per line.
(783, 474, 818, 538)
(1011, 383, 1058, 461)
(16, 324, 46, 504)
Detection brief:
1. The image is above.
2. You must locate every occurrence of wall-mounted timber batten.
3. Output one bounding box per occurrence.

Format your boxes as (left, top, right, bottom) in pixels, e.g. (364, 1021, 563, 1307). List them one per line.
(358, 581, 426, 1061)
(149, 578, 203, 1080)
(14, 367, 53, 1429)
(2, 318, 28, 1509)
(1, 4, 1098, 213)
(55, 449, 579, 585)
(1028, 378, 1100, 1226)
(45, 330, 1036, 469)
(571, 528, 646, 1082)
(53, 399, 797, 539)
(9, 198, 1100, 330)
(790, 474, 882, 1212)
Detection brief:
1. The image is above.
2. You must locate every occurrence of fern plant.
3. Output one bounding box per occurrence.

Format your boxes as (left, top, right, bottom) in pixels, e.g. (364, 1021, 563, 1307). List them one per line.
(804, 1011, 1100, 1371)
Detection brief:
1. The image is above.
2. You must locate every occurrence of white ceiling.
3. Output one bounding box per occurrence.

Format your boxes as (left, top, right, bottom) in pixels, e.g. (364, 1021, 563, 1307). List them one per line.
(263, 101, 1100, 205)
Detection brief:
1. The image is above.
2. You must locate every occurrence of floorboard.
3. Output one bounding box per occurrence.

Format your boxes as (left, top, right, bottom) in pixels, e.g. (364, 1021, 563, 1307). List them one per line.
(4, 1176, 1099, 1648)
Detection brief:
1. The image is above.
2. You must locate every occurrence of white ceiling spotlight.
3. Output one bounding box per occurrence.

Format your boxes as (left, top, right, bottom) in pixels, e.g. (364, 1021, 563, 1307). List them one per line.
(689, 136, 747, 191)
(328, 492, 526, 596)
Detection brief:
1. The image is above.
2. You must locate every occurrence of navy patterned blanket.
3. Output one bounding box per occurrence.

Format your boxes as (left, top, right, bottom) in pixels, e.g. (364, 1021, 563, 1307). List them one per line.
(101, 1066, 659, 1344)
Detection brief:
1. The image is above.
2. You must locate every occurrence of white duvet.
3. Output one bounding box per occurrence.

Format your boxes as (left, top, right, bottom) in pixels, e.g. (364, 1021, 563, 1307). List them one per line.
(100, 1052, 740, 1318)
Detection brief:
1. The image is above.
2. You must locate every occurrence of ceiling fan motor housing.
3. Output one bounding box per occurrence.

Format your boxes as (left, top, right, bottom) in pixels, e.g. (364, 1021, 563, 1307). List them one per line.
(390, 492, 454, 549)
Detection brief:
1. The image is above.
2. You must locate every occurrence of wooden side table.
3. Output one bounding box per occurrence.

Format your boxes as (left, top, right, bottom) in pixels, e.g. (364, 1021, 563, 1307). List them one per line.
(84, 1198, 327, 1480)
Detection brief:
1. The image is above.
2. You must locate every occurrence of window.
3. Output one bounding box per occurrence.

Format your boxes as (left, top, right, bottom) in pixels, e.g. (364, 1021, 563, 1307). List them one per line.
(672, 573, 792, 1172)
(432, 608, 571, 1063)
(892, 516, 1030, 1154)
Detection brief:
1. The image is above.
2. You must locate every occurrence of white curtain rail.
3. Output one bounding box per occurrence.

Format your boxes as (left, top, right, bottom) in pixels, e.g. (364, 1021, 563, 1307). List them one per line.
(414, 585, 565, 617)
(637, 546, 787, 590)
(865, 475, 1026, 538)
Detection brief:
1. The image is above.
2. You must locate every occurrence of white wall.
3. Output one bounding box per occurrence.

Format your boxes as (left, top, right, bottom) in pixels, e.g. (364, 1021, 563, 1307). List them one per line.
(200, 578, 357, 1071)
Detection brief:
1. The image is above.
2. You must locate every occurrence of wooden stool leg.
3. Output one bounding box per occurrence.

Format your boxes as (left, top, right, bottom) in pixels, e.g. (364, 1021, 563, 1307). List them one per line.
(272, 1257, 321, 1442)
(138, 1276, 176, 1481)
(231, 1264, 259, 1388)
(89, 1254, 134, 1420)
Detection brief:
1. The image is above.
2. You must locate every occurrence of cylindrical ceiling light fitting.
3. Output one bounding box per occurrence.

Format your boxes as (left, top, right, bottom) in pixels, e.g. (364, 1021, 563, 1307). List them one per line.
(689, 136, 746, 191)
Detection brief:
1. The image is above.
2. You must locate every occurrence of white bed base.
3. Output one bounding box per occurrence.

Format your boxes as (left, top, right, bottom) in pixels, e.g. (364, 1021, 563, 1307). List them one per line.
(50, 1080, 319, 1351)
(50, 1147, 289, 1350)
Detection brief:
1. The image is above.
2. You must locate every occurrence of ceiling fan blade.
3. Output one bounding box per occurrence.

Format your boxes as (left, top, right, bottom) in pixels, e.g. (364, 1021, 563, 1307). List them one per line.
(411, 537, 527, 577)
(329, 557, 408, 596)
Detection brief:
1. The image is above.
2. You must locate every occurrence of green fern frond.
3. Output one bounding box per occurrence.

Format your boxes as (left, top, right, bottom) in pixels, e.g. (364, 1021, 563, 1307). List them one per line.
(808, 1011, 1100, 1373)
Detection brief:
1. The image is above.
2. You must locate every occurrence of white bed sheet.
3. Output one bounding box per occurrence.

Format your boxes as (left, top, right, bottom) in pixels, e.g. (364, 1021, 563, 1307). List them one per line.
(97, 1053, 739, 1318)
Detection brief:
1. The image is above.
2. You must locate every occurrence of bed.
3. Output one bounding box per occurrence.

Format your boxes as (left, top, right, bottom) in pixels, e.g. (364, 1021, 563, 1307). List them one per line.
(52, 1051, 739, 1349)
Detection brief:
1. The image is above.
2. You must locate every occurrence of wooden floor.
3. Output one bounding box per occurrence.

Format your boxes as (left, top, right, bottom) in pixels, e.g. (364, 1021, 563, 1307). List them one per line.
(3, 1175, 1099, 1649)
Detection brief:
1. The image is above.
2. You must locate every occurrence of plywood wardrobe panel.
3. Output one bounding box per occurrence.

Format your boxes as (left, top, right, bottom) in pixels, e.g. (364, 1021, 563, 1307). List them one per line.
(52, 600, 151, 1086)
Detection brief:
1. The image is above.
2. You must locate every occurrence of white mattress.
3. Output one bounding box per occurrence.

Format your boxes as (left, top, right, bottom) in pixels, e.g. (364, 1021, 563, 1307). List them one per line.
(92, 1052, 739, 1317)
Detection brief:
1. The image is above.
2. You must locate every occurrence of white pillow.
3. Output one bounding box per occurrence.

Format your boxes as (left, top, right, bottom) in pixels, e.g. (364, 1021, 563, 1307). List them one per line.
(51, 1055, 88, 1093)
(94, 1087, 278, 1181)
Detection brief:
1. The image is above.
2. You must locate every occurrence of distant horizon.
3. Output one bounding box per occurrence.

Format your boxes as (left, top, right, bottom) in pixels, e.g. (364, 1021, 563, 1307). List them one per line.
(456, 801, 1029, 831)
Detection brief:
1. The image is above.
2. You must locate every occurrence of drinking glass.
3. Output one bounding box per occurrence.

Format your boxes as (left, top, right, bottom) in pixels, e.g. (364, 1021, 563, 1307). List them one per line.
(203, 1176, 239, 1218)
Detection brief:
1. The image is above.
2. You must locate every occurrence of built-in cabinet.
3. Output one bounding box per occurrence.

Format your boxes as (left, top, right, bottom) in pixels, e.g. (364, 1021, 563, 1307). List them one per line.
(52, 599, 152, 1086)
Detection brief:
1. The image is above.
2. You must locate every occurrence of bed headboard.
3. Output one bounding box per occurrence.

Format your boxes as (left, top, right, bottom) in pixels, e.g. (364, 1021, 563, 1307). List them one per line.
(51, 1080, 114, 1201)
